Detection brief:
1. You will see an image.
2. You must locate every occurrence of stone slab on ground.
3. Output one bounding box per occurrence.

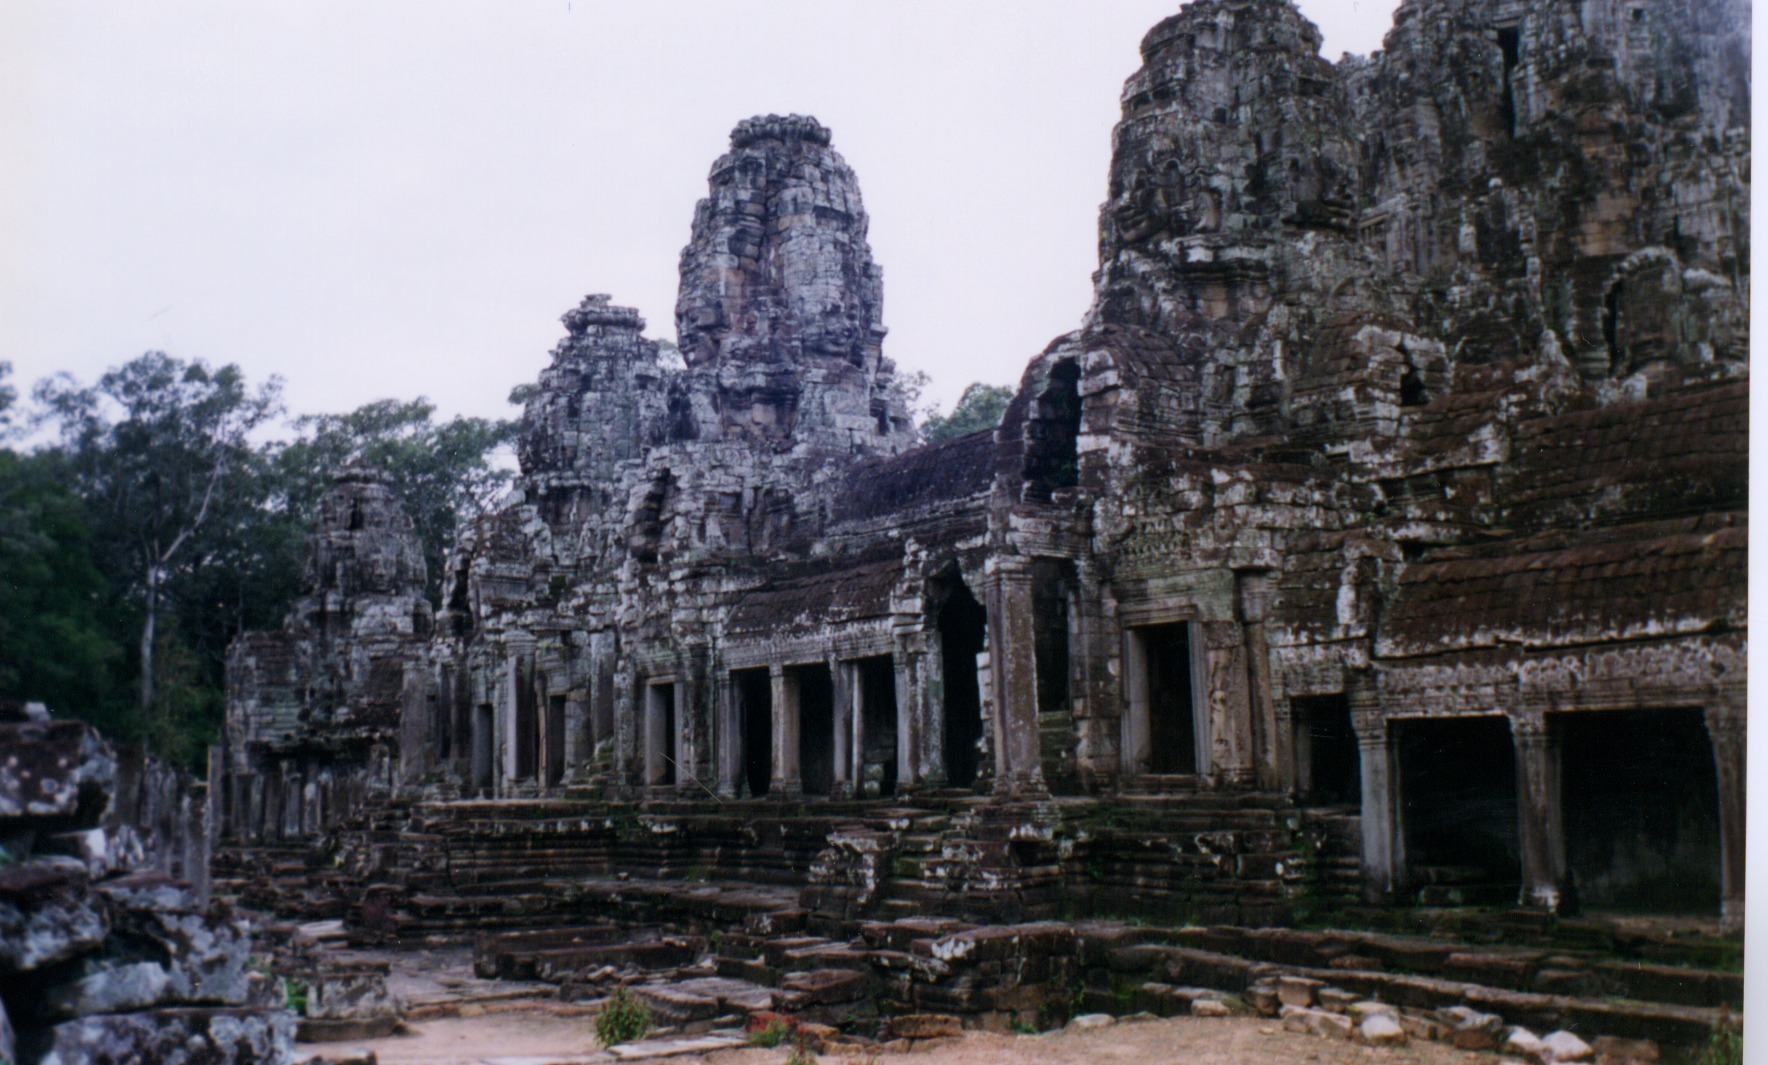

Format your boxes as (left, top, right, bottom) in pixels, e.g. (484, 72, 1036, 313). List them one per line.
(606, 1032, 746, 1059)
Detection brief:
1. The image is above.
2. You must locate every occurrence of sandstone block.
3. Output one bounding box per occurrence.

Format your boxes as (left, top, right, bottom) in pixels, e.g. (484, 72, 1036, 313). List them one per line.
(27, 1006, 295, 1065)
(1504, 1026, 1546, 1057)
(1347, 1000, 1396, 1023)
(0, 722, 115, 829)
(0, 862, 107, 973)
(1191, 999, 1231, 1017)
(1067, 1013, 1115, 1030)
(1276, 975, 1324, 1008)
(1359, 1013, 1408, 1046)
(1537, 1030, 1595, 1063)
(887, 1013, 962, 1039)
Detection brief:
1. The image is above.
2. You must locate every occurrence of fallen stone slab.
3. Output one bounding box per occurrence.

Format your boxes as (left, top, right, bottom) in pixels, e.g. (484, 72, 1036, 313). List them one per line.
(0, 861, 107, 973)
(606, 1032, 746, 1059)
(25, 1006, 295, 1065)
(888, 1013, 962, 1039)
(296, 1015, 403, 1042)
(1539, 1029, 1596, 1063)
(1359, 1012, 1408, 1046)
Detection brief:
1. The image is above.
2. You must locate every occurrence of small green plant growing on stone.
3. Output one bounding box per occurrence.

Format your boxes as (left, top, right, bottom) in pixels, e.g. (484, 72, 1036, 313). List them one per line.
(1693, 1009, 1742, 1065)
(745, 1017, 793, 1048)
(784, 1040, 818, 1065)
(1009, 1019, 1039, 1035)
(594, 985, 653, 1048)
(283, 977, 309, 1016)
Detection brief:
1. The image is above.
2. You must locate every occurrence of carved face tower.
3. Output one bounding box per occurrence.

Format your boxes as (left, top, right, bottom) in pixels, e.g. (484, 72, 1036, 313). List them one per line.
(675, 114, 911, 450)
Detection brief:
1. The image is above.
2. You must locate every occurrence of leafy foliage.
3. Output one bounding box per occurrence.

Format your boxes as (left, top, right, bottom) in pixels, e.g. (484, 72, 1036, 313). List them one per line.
(10, 353, 512, 767)
(0, 450, 127, 728)
(920, 382, 1014, 443)
(594, 985, 653, 1047)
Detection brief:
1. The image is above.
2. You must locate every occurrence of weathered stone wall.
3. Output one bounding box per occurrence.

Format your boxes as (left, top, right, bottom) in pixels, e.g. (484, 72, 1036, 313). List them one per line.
(1, 706, 293, 1064)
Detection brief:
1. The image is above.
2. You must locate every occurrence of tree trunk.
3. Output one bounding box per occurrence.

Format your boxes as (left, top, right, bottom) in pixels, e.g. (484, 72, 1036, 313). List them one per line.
(140, 563, 157, 757)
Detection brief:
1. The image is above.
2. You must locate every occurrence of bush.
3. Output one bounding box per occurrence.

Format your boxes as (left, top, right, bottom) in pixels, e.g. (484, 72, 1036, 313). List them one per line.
(594, 985, 653, 1048)
(744, 1017, 794, 1048)
(1694, 1011, 1743, 1065)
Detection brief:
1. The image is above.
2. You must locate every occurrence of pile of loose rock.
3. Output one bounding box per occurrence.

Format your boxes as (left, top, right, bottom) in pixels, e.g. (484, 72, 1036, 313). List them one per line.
(0, 706, 295, 1064)
(1254, 974, 1662, 1064)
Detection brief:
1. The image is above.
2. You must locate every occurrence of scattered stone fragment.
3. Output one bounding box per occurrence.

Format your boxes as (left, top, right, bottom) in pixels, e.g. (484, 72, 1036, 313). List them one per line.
(1359, 1012, 1408, 1047)
(1538, 1030, 1596, 1063)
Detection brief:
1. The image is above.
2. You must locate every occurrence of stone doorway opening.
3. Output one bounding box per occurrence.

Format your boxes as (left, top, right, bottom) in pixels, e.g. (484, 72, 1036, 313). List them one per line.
(545, 694, 567, 786)
(1396, 716, 1519, 903)
(732, 668, 772, 798)
(856, 655, 898, 798)
(934, 574, 986, 789)
(792, 664, 836, 796)
(1125, 621, 1201, 777)
(472, 703, 494, 793)
(1557, 708, 1721, 914)
(1293, 694, 1359, 806)
(644, 682, 677, 787)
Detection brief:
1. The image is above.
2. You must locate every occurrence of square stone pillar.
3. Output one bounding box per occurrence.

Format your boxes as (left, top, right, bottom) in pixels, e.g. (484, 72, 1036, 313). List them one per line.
(1705, 696, 1745, 933)
(1352, 686, 1403, 901)
(986, 560, 1045, 796)
(831, 657, 854, 798)
(1511, 712, 1569, 913)
(770, 665, 802, 798)
(1236, 571, 1284, 790)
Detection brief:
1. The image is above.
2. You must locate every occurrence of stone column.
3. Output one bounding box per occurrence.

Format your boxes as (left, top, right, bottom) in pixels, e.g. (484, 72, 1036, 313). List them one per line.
(1236, 571, 1284, 790)
(770, 665, 802, 798)
(1352, 682, 1403, 901)
(1705, 694, 1746, 933)
(894, 631, 924, 792)
(831, 657, 854, 798)
(1511, 711, 1568, 913)
(987, 560, 1045, 796)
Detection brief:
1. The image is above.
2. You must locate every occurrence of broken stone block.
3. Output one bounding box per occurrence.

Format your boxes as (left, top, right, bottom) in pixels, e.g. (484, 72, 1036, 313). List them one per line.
(1191, 999, 1231, 1017)
(1359, 1013, 1408, 1046)
(1317, 986, 1357, 1011)
(1347, 1000, 1396, 1023)
(25, 1006, 295, 1065)
(306, 960, 401, 1021)
(1276, 975, 1324, 1008)
(0, 861, 107, 973)
(1504, 1026, 1547, 1057)
(1438, 1005, 1506, 1050)
(780, 968, 868, 1006)
(887, 1014, 962, 1039)
(1281, 1005, 1354, 1040)
(36, 828, 118, 879)
(0, 722, 115, 829)
(1067, 1013, 1115, 1030)
(1538, 1030, 1596, 1063)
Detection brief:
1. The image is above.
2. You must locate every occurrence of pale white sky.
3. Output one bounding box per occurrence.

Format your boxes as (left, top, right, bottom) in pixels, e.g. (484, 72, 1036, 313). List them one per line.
(1, 2, 1403, 427)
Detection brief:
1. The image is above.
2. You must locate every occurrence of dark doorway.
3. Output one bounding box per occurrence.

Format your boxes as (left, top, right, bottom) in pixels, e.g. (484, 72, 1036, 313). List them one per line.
(1142, 622, 1198, 775)
(472, 703, 494, 792)
(646, 683, 676, 787)
(733, 668, 772, 798)
(1397, 716, 1519, 900)
(858, 656, 898, 798)
(545, 694, 567, 786)
(1032, 559, 1076, 788)
(935, 573, 987, 788)
(1557, 709, 1721, 913)
(793, 665, 835, 797)
(1293, 694, 1359, 805)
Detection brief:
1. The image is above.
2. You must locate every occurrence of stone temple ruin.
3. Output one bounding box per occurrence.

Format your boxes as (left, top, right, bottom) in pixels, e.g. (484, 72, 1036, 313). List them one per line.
(208, 0, 1746, 1054)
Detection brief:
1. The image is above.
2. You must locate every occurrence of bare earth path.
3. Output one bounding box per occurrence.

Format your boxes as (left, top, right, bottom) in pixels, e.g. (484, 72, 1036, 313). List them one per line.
(300, 1012, 1503, 1065)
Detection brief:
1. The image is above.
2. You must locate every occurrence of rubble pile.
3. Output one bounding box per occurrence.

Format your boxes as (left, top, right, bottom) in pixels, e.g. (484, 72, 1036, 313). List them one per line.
(0, 705, 295, 1065)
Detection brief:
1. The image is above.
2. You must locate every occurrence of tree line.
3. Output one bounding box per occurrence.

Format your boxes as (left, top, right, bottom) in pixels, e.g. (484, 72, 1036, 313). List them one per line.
(0, 354, 1012, 771)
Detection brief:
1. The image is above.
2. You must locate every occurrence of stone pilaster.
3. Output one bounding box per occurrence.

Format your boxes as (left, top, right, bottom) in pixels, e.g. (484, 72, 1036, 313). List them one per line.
(1705, 693, 1746, 933)
(1511, 711, 1569, 913)
(1352, 682, 1402, 902)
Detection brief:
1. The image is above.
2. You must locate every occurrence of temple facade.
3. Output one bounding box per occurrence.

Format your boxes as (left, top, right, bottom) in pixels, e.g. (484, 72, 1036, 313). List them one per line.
(222, 0, 1748, 931)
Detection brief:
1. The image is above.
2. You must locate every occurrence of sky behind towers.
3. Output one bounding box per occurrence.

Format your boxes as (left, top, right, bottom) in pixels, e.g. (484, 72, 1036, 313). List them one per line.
(2, 2, 1404, 427)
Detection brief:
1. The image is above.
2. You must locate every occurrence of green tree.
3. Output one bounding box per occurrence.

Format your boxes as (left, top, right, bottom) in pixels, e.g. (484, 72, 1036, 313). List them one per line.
(32, 352, 284, 756)
(0, 449, 127, 726)
(920, 382, 1014, 443)
(274, 398, 516, 603)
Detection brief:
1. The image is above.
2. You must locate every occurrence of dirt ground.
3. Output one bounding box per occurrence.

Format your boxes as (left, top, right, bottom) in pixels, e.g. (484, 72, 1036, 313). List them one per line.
(298, 1010, 1506, 1065)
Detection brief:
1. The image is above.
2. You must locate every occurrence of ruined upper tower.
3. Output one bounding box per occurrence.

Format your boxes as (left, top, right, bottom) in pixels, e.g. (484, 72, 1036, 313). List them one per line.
(675, 114, 915, 451)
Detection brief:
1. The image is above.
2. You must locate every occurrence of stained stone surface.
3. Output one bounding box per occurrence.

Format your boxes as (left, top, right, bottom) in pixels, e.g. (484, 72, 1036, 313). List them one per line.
(218, 0, 1747, 961)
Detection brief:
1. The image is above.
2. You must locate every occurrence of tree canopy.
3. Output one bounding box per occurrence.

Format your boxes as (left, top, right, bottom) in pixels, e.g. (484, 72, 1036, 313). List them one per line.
(921, 382, 1014, 443)
(4, 352, 513, 768)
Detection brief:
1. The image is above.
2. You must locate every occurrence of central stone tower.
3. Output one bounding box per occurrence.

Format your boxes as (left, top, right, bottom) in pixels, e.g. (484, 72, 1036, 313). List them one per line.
(676, 114, 914, 450)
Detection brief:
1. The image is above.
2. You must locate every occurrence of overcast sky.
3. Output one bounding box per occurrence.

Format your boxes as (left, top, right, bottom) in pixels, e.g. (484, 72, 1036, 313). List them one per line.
(2, 2, 1403, 429)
